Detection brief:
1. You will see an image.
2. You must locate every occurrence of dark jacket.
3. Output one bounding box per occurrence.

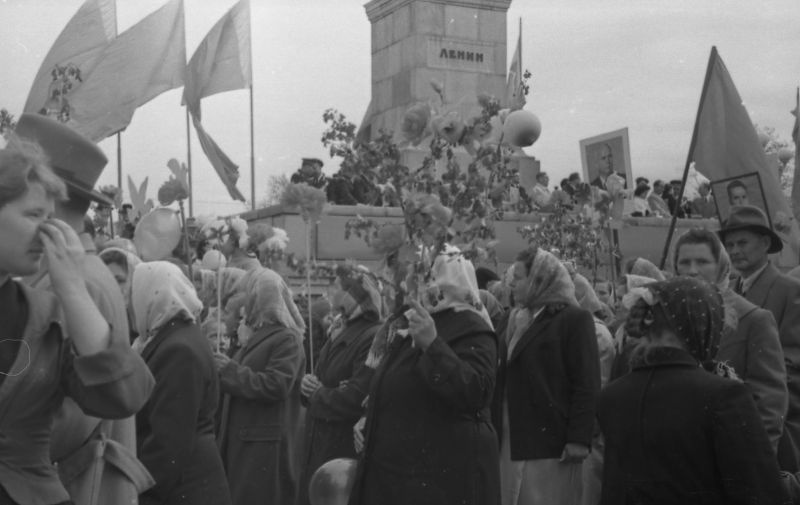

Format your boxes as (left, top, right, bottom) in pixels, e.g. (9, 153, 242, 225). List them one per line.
(744, 262, 800, 471)
(498, 305, 600, 460)
(217, 325, 306, 505)
(598, 347, 788, 505)
(349, 309, 500, 505)
(137, 319, 231, 505)
(297, 316, 380, 505)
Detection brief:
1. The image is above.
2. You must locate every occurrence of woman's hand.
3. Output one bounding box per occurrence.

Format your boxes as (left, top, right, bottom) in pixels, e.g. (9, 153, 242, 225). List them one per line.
(405, 299, 437, 351)
(213, 352, 232, 370)
(301, 374, 322, 398)
(353, 416, 366, 454)
(39, 219, 86, 297)
(560, 442, 589, 464)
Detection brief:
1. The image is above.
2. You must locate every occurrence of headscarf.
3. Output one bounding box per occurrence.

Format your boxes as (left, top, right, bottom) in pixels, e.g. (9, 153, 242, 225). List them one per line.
(420, 245, 493, 328)
(98, 246, 142, 303)
(131, 261, 203, 350)
(516, 249, 578, 310)
(573, 273, 604, 315)
(624, 277, 725, 363)
(240, 268, 305, 339)
(329, 264, 383, 341)
(628, 257, 666, 281)
(195, 267, 246, 308)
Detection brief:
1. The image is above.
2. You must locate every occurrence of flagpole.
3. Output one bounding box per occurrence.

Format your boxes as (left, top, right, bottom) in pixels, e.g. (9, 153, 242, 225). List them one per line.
(117, 132, 122, 190)
(186, 108, 194, 216)
(658, 46, 719, 269)
(249, 85, 255, 210)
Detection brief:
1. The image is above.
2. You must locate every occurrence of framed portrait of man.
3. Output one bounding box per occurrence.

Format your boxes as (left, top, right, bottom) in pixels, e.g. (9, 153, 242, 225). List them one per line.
(711, 172, 771, 226)
(579, 128, 632, 191)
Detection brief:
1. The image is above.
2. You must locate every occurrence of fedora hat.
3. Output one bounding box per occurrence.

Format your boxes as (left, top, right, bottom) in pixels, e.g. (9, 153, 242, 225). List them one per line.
(718, 204, 782, 253)
(14, 113, 112, 206)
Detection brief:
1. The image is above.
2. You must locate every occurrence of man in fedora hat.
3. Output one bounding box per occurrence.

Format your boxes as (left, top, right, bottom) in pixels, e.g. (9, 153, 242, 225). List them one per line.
(719, 204, 800, 472)
(15, 113, 155, 504)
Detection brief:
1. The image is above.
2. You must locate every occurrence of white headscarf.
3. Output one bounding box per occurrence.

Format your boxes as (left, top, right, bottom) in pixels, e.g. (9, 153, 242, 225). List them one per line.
(131, 261, 202, 351)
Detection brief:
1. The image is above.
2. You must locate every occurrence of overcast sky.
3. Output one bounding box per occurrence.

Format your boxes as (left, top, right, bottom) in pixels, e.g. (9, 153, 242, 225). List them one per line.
(1, 0, 799, 216)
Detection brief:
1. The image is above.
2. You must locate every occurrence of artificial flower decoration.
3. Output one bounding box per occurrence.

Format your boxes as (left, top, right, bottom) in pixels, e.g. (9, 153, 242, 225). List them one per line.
(248, 222, 290, 254)
(400, 102, 431, 146)
(127, 175, 154, 220)
(281, 182, 328, 223)
(98, 185, 123, 209)
(158, 159, 190, 206)
(431, 111, 466, 145)
(201, 217, 250, 250)
(370, 223, 406, 257)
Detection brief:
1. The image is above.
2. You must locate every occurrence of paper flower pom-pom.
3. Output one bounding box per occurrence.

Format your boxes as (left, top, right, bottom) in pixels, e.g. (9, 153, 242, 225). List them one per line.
(281, 183, 328, 223)
(431, 111, 466, 145)
(158, 178, 189, 206)
(401, 102, 431, 146)
(370, 224, 406, 257)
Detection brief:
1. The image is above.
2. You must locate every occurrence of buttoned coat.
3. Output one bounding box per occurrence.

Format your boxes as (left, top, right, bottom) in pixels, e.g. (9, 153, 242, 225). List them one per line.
(349, 309, 500, 505)
(217, 325, 306, 505)
(716, 293, 787, 450)
(743, 262, 800, 470)
(497, 304, 600, 460)
(297, 316, 379, 505)
(598, 347, 788, 505)
(137, 319, 231, 505)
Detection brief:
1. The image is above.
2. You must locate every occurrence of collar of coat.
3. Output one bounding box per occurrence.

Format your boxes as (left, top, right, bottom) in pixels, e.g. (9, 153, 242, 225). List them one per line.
(630, 346, 698, 371)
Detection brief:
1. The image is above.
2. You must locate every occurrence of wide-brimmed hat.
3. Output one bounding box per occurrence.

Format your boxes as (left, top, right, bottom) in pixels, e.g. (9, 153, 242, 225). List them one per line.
(718, 204, 782, 253)
(14, 113, 112, 206)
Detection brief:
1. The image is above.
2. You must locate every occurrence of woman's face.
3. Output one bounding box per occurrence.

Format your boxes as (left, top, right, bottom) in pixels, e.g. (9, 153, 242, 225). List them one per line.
(106, 261, 131, 304)
(510, 262, 528, 307)
(0, 183, 53, 276)
(675, 243, 718, 284)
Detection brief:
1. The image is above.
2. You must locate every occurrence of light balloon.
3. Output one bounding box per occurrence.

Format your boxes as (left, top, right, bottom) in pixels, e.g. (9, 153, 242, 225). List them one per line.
(503, 110, 542, 147)
(133, 208, 182, 261)
(778, 147, 794, 165)
(309, 458, 358, 505)
(757, 131, 770, 147)
(201, 250, 227, 271)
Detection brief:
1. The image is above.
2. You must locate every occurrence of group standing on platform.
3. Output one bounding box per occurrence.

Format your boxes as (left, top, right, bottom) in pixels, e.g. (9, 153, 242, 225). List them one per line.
(4, 112, 800, 505)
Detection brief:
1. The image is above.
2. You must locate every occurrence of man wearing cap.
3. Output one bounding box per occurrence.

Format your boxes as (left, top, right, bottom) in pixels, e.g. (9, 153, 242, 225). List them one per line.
(291, 157, 327, 189)
(719, 204, 800, 471)
(16, 113, 155, 504)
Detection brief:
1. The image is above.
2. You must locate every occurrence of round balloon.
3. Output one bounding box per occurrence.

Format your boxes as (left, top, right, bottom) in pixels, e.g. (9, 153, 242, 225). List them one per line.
(503, 110, 542, 147)
(133, 208, 182, 261)
(757, 131, 770, 147)
(309, 458, 358, 505)
(201, 250, 227, 271)
(778, 147, 794, 165)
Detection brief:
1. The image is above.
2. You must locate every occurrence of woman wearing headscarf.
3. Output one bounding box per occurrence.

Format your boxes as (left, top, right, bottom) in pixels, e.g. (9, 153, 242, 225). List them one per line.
(598, 277, 787, 504)
(131, 261, 231, 505)
(496, 247, 600, 505)
(194, 267, 246, 353)
(297, 265, 383, 505)
(99, 246, 142, 342)
(349, 247, 500, 505)
(214, 268, 306, 505)
(674, 228, 787, 451)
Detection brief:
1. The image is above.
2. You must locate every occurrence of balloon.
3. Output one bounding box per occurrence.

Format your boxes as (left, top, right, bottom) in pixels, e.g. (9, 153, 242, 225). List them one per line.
(133, 208, 182, 261)
(309, 458, 358, 505)
(757, 131, 770, 147)
(503, 110, 542, 147)
(201, 250, 227, 271)
(778, 147, 794, 165)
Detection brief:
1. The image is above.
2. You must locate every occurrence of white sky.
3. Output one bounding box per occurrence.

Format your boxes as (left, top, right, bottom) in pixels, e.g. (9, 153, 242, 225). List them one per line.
(1, 0, 799, 216)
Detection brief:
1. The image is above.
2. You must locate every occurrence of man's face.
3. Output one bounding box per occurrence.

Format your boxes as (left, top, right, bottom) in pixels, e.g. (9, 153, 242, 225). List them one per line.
(653, 183, 663, 195)
(538, 174, 549, 186)
(594, 282, 612, 306)
(730, 186, 748, 206)
(723, 229, 770, 274)
(598, 146, 613, 176)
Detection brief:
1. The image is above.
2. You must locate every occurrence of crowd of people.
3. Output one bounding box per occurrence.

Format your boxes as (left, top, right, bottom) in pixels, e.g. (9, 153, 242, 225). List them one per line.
(4, 112, 800, 505)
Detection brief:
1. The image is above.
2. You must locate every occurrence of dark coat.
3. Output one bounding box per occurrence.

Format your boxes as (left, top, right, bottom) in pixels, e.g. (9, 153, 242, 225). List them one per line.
(217, 325, 306, 505)
(497, 305, 600, 460)
(598, 347, 788, 505)
(744, 262, 800, 471)
(297, 316, 380, 505)
(137, 318, 231, 505)
(349, 309, 500, 505)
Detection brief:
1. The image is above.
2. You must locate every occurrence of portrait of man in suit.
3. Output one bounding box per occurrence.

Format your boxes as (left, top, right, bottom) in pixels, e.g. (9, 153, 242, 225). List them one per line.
(579, 128, 632, 191)
(711, 172, 769, 226)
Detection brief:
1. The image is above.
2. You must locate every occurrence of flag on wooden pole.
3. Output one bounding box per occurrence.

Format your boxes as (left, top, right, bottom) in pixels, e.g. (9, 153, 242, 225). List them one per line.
(24, 0, 117, 117)
(504, 18, 525, 110)
(690, 47, 799, 259)
(183, 0, 251, 202)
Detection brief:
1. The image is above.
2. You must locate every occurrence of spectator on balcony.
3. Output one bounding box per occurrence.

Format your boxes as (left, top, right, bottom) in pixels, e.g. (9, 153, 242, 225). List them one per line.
(291, 158, 327, 189)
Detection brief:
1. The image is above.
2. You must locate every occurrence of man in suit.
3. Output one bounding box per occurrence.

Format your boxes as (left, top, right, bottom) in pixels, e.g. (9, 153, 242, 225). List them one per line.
(719, 204, 800, 471)
(589, 143, 626, 191)
(690, 181, 716, 218)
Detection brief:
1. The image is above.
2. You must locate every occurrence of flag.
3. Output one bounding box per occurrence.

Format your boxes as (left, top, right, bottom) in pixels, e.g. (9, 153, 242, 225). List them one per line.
(50, 0, 186, 141)
(182, 0, 251, 117)
(183, 0, 251, 202)
(23, 0, 117, 117)
(690, 46, 800, 259)
(792, 87, 800, 222)
(504, 19, 525, 110)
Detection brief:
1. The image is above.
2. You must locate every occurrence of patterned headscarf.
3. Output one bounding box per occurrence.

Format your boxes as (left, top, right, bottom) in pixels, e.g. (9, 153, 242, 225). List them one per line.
(516, 249, 578, 310)
(240, 268, 305, 339)
(421, 245, 493, 328)
(628, 257, 666, 281)
(98, 246, 142, 305)
(131, 261, 203, 349)
(328, 264, 383, 341)
(573, 273, 604, 315)
(624, 277, 724, 362)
